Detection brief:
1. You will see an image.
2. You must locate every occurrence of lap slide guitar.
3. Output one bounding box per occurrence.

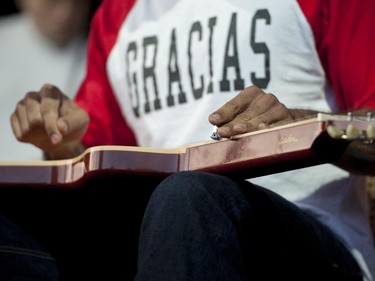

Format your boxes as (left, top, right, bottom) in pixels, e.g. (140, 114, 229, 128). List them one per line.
(0, 113, 374, 189)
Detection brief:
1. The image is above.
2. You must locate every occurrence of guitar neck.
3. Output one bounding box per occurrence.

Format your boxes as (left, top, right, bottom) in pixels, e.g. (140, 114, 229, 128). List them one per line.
(0, 114, 361, 188)
(185, 115, 343, 178)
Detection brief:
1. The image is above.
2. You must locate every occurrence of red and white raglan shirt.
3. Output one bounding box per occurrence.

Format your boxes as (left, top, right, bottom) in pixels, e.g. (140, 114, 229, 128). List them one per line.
(75, 0, 375, 278)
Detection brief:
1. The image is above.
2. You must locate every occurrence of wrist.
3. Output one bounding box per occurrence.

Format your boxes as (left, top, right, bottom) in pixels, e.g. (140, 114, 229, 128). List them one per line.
(290, 109, 319, 120)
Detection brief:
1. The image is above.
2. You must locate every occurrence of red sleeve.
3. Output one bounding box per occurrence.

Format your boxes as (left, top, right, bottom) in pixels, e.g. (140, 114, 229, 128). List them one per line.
(298, 0, 375, 111)
(75, 0, 138, 148)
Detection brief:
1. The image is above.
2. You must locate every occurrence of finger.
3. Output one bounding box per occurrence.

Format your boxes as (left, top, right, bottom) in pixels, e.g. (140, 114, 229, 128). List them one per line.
(13, 99, 29, 140)
(10, 112, 22, 141)
(39, 84, 66, 144)
(57, 99, 90, 140)
(11, 92, 42, 141)
(11, 91, 53, 149)
(24, 92, 44, 132)
(242, 100, 293, 130)
(208, 85, 264, 125)
(217, 94, 293, 138)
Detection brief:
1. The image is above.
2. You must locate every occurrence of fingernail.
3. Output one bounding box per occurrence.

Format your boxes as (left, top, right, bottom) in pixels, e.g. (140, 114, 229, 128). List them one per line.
(58, 120, 68, 133)
(209, 113, 221, 122)
(50, 133, 61, 144)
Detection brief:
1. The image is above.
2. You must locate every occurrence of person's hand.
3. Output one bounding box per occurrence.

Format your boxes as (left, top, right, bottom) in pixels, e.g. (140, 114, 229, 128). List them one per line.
(339, 140, 375, 175)
(10, 84, 89, 159)
(208, 85, 295, 138)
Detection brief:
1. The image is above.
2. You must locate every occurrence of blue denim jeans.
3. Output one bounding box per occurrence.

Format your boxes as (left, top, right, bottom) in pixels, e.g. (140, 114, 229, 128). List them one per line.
(0, 171, 363, 280)
(135, 171, 363, 281)
(0, 215, 59, 281)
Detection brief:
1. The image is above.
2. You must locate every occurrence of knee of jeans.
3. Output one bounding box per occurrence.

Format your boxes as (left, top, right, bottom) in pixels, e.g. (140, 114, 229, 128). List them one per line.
(155, 171, 236, 201)
(156, 171, 207, 192)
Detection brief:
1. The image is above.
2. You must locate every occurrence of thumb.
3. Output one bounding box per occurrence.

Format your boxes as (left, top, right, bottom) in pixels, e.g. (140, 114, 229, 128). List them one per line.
(57, 104, 89, 143)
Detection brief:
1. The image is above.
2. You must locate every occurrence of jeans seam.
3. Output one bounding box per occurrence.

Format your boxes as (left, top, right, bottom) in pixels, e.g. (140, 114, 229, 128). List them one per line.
(0, 245, 55, 260)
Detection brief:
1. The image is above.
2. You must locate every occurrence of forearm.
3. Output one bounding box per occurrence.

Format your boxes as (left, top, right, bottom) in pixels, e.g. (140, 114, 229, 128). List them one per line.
(289, 109, 320, 120)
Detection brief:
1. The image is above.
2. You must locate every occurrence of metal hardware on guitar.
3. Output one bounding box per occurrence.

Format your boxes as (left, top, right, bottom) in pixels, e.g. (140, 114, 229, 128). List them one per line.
(326, 112, 375, 141)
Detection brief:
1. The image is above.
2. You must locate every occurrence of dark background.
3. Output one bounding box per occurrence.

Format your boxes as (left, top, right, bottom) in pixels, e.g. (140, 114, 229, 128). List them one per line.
(0, 0, 103, 18)
(0, 0, 19, 16)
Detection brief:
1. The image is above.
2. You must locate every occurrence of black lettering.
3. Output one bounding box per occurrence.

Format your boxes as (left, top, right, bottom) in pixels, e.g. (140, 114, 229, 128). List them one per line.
(126, 42, 140, 117)
(188, 21, 204, 99)
(143, 36, 161, 113)
(168, 29, 186, 105)
(220, 13, 245, 92)
(207, 17, 217, 94)
(251, 9, 270, 88)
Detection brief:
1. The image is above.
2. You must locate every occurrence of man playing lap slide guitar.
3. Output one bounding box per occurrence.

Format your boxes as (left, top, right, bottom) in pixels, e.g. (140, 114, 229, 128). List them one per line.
(2, 1, 375, 280)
